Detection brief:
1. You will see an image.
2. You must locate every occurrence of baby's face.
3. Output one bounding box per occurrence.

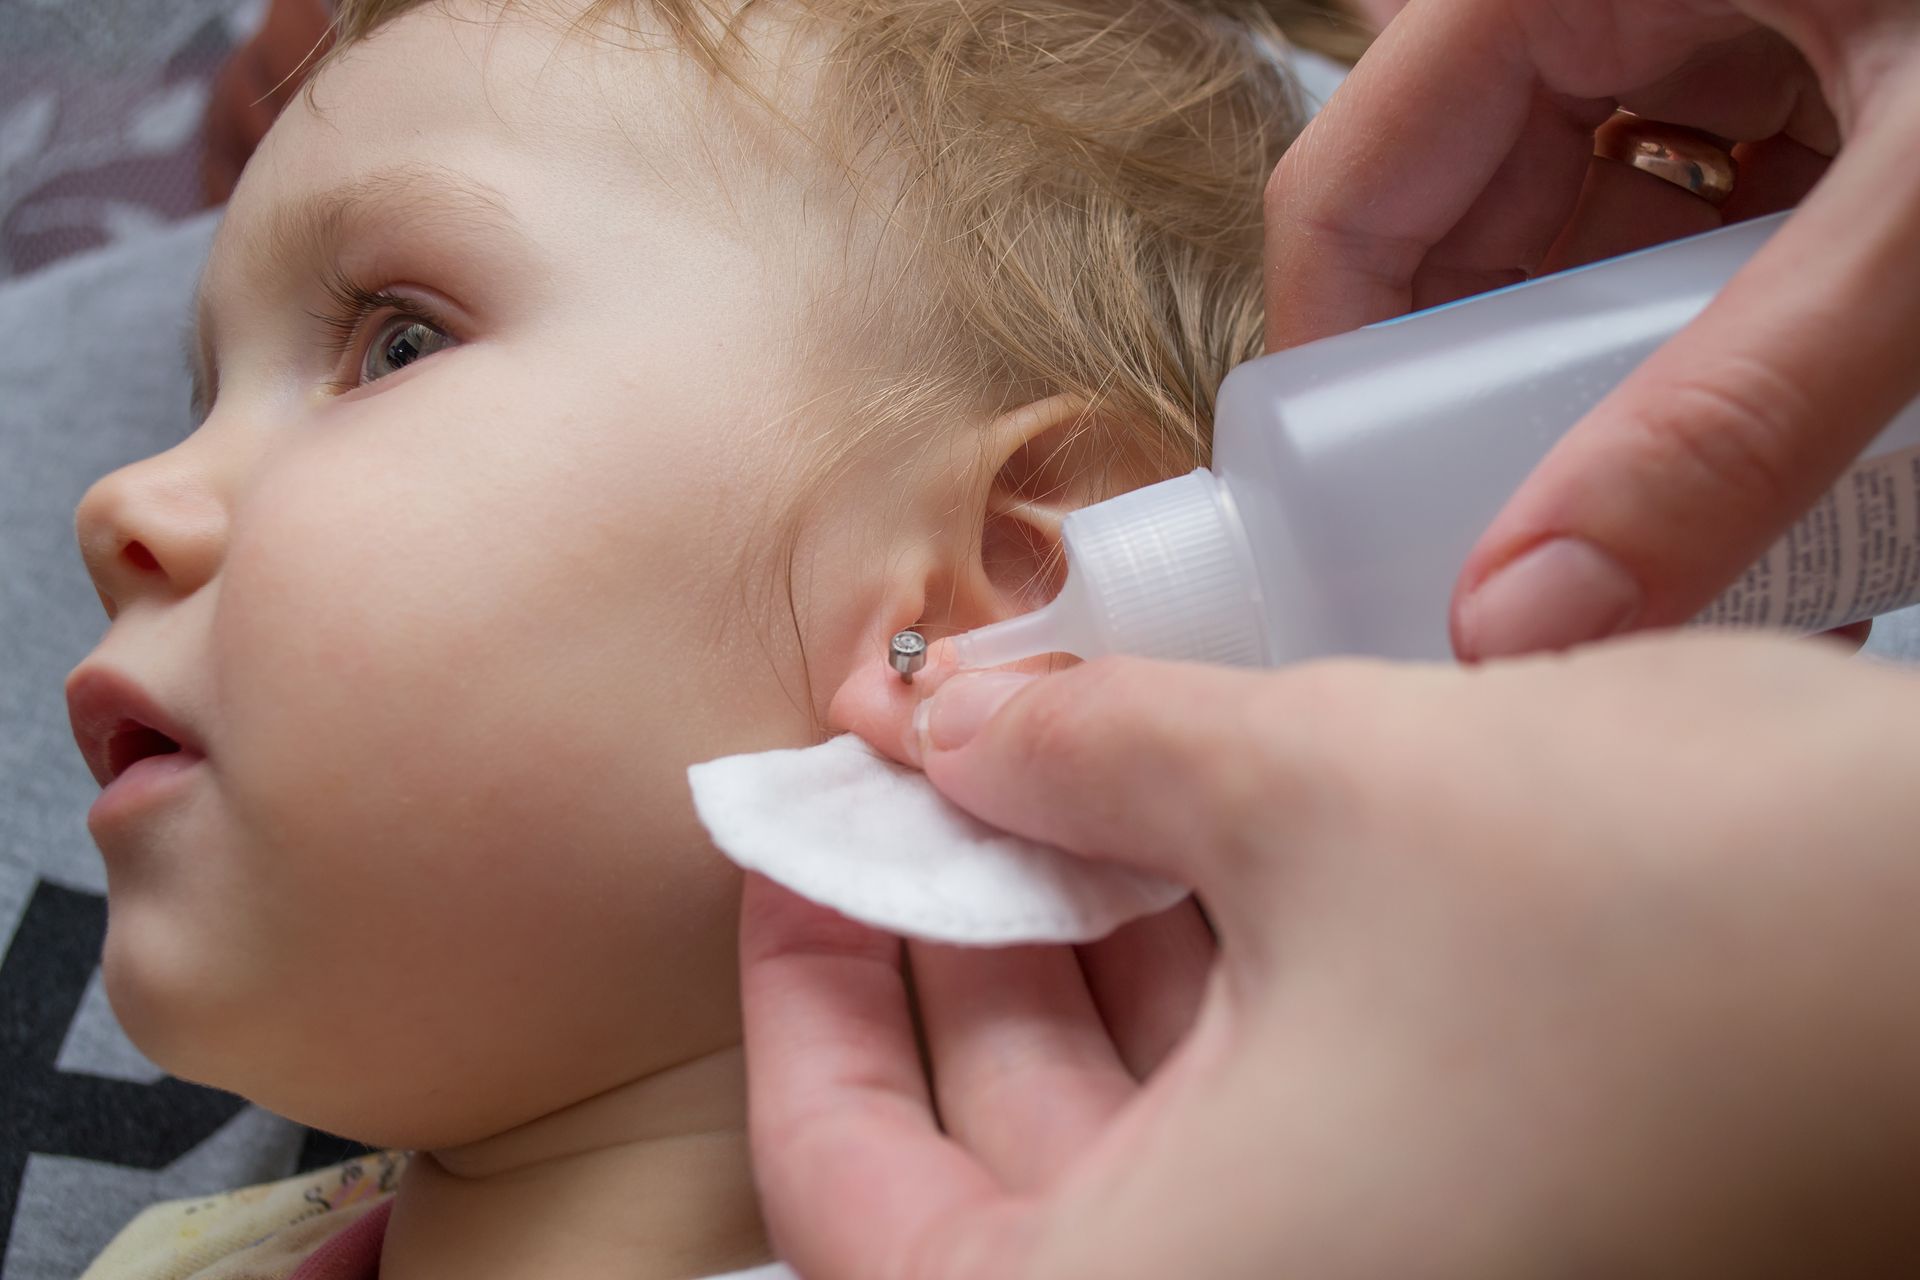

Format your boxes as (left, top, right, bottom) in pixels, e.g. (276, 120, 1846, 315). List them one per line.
(66, 3, 888, 1146)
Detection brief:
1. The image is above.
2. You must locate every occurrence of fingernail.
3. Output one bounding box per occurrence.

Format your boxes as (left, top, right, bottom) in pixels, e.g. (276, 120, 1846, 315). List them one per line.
(1457, 538, 1643, 660)
(912, 672, 1036, 762)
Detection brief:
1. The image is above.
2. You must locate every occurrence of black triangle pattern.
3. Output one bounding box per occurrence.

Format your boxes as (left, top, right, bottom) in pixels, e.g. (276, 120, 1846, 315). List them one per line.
(0, 878, 373, 1260)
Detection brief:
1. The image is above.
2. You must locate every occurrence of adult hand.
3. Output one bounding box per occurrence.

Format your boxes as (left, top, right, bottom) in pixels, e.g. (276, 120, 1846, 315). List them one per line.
(202, 0, 335, 206)
(743, 634, 1920, 1279)
(1263, 0, 1920, 661)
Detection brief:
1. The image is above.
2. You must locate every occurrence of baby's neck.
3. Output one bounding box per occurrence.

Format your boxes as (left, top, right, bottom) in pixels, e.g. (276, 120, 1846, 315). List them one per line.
(379, 1045, 771, 1280)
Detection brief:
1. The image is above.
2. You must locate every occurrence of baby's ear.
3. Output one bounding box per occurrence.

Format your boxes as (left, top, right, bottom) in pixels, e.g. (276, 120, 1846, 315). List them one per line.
(823, 394, 1152, 756)
(970, 393, 1149, 617)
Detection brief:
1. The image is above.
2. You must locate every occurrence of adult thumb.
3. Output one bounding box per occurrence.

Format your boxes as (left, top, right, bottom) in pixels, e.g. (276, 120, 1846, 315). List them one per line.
(910, 656, 1324, 930)
(1451, 131, 1920, 661)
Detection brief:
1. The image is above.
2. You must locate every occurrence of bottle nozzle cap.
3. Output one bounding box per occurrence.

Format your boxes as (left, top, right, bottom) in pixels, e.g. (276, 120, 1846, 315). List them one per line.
(951, 469, 1268, 669)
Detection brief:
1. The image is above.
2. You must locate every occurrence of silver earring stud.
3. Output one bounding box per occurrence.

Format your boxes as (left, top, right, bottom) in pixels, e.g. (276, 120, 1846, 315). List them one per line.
(889, 630, 928, 683)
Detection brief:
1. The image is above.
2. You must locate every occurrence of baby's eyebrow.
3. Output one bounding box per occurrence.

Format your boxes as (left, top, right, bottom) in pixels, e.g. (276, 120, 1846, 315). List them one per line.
(187, 164, 524, 416)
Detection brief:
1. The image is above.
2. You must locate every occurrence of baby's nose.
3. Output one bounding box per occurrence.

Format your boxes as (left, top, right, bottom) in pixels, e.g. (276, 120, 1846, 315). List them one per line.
(73, 452, 226, 618)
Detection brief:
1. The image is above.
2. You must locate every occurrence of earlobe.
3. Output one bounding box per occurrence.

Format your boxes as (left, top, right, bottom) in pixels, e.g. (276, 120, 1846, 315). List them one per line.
(821, 553, 943, 748)
(824, 628, 959, 762)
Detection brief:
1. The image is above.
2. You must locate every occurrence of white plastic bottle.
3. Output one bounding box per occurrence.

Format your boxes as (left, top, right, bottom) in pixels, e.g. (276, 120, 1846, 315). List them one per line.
(953, 210, 1920, 670)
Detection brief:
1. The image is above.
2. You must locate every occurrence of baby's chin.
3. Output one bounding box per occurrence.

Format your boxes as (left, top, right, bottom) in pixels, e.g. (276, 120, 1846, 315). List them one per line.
(99, 900, 252, 1092)
(98, 902, 366, 1139)
(95, 893, 611, 1152)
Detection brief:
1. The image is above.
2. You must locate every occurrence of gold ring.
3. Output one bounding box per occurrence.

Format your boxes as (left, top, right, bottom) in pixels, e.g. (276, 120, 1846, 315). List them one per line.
(1593, 115, 1737, 207)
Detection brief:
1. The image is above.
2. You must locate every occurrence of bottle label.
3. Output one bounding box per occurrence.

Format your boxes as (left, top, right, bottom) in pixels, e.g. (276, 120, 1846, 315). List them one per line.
(1697, 441, 1920, 631)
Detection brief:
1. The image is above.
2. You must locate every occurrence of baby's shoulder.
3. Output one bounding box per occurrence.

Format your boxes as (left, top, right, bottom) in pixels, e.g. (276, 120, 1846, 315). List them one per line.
(80, 1149, 410, 1280)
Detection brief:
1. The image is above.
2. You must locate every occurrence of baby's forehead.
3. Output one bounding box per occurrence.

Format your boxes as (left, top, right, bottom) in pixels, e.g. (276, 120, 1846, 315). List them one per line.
(307, 2, 722, 162)
(192, 0, 874, 416)
(305, 0, 824, 173)
(210, 1, 835, 295)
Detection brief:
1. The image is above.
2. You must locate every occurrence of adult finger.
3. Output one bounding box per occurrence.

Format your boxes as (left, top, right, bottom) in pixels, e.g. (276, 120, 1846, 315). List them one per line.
(1075, 899, 1216, 1080)
(1537, 155, 1723, 276)
(1534, 32, 1830, 265)
(1401, 87, 1604, 312)
(1717, 134, 1832, 225)
(1261, 0, 1750, 351)
(908, 941, 1137, 1192)
(1263, 0, 1542, 348)
(1613, 26, 1835, 154)
(910, 657, 1387, 943)
(828, 633, 1016, 768)
(739, 875, 1033, 1280)
(1452, 71, 1920, 659)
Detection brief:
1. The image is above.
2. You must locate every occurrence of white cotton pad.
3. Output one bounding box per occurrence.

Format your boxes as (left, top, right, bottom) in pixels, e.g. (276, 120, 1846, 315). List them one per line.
(687, 733, 1189, 946)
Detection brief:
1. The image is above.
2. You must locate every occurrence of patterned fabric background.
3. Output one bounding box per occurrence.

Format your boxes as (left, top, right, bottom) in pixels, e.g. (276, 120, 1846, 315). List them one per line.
(2, 4, 373, 1278)
(1, 0, 259, 279)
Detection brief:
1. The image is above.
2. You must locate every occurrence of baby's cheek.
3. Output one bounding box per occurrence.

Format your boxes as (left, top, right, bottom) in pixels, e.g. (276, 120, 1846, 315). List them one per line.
(191, 717, 751, 1145)
(191, 432, 790, 1138)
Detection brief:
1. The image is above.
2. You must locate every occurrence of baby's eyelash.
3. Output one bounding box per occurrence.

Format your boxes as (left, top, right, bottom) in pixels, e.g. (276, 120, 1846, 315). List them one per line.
(310, 266, 453, 384)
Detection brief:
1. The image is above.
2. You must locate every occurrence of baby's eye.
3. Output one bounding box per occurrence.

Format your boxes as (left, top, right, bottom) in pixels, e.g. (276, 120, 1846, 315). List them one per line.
(361, 314, 455, 384)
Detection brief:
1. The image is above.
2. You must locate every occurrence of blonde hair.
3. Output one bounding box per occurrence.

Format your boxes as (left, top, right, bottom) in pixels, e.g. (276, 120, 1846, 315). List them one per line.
(312, 0, 1365, 709)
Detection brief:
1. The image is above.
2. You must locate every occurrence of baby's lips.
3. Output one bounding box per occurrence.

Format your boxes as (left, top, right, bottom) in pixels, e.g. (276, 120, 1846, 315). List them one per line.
(65, 664, 206, 787)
